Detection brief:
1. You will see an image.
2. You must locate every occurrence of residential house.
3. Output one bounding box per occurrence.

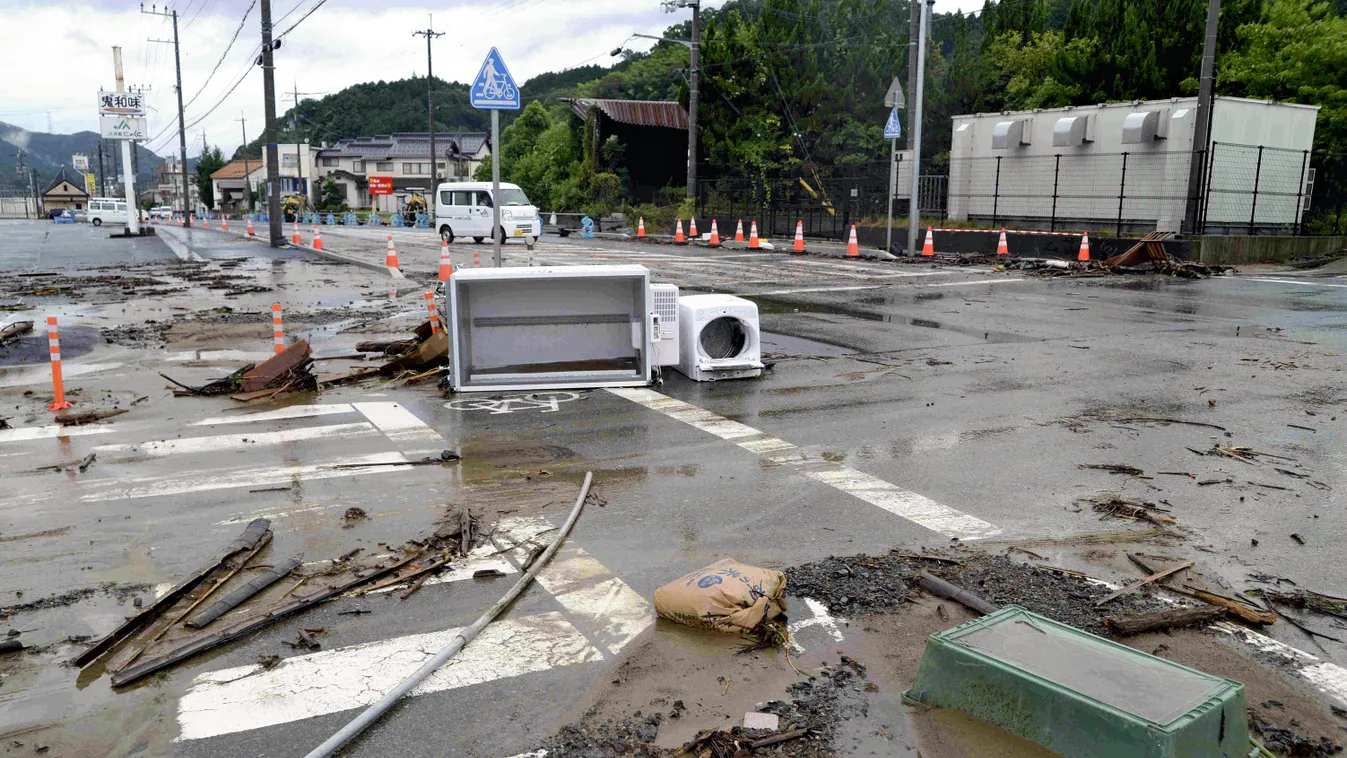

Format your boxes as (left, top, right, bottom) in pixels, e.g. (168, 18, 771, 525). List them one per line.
(311, 132, 489, 212)
(41, 168, 91, 213)
(152, 156, 201, 213)
(210, 161, 266, 214)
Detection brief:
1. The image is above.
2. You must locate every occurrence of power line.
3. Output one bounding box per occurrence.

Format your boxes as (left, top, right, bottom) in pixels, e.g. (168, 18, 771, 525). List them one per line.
(183, 0, 258, 111)
(274, 0, 330, 41)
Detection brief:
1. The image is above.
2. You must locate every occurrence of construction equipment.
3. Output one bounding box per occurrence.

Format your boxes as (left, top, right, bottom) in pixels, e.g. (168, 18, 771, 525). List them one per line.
(280, 194, 306, 223)
(401, 191, 428, 227)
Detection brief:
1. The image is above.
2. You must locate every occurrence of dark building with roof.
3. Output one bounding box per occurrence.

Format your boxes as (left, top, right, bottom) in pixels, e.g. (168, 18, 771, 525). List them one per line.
(41, 168, 91, 213)
(563, 98, 689, 202)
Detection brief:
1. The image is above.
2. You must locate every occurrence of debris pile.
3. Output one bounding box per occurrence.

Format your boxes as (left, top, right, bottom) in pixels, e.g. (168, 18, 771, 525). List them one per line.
(160, 339, 317, 400)
(0, 319, 33, 346)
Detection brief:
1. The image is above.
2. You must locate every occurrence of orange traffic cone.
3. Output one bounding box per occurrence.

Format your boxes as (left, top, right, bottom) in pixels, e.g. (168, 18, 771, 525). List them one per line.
(734, 219, 745, 242)
(1078, 232, 1091, 261)
(386, 234, 401, 272)
(203, 218, 209, 229)
(637, 216, 646, 238)
(748, 221, 760, 250)
(313, 225, 323, 250)
(689, 218, 698, 239)
(674, 218, 686, 244)
(473, 249, 480, 267)
(793, 220, 805, 252)
(438, 238, 453, 281)
(425, 291, 440, 334)
(846, 225, 860, 257)
(221, 215, 229, 231)
(709, 219, 721, 247)
(921, 228, 935, 257)
(996, 229, 1009, 256)
(247, 217, 255, 237)
(291, 221, 302, 246)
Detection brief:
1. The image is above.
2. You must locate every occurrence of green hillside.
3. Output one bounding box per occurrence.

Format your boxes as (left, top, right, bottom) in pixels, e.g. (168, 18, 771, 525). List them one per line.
(0, 121, 163, 192)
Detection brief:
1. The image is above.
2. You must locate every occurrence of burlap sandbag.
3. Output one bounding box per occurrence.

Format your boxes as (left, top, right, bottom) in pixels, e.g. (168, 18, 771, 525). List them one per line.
(653, 558, 788, 633)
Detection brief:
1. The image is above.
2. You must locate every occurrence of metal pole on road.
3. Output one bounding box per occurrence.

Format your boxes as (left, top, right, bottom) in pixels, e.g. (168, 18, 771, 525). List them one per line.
(492, 109, 501, 266)
(260, 0, 283, 247)
(144, 5, 191, 226)
(906, 0, 932, 257)
(414, 17, 444, 227)
(113, 47, 140, 234)
(887, 139, 896, 253)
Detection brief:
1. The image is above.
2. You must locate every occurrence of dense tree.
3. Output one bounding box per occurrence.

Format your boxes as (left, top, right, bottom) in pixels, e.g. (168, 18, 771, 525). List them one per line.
(195, 145, 225, 209)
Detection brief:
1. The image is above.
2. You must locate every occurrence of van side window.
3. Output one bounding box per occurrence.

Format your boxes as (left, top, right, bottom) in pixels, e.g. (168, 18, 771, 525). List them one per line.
(474, 191, 492, 208)
(440, 190, 452, 205)
(452, 191, 472, 206)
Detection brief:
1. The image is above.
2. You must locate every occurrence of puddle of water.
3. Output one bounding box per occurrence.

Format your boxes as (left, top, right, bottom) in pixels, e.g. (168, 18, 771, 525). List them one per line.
(760, 331, 856, 358)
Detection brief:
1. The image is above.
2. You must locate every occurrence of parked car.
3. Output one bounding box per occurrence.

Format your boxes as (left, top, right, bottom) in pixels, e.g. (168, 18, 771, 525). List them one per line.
(150, 206, 173, 219)
(86, 197, 130, 227)
(434, 181, 540, 244)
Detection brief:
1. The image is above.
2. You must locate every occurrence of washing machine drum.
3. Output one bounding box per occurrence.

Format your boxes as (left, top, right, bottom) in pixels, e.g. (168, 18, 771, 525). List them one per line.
(699, 316, 748, 359)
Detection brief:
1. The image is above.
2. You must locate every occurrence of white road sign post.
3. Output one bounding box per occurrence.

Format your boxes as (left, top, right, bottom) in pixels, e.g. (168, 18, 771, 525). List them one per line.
(884, 106, 903, 254)
(101, 48, 143, 234)
(470, 47, 520, 267)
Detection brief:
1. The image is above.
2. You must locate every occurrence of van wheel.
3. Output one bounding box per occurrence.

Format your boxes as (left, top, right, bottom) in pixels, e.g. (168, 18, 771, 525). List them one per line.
(440, 225, 454, 243)
(92, 218, 102, 227)
(472, 236, 484, 244)
(496, 226, 507, 244)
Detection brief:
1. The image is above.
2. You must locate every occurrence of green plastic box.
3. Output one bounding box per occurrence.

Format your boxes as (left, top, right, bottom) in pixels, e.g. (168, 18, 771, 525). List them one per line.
(904, 605, 1258, 758)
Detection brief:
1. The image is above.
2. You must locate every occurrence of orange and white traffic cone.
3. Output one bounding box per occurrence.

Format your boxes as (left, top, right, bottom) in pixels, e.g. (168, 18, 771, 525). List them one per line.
(748, 220, 760, 250)
(425, 291, 440, 334)
(247, 217, 255, 237)
(708, 219, 721, 247)
(996, 229, 1009, 256)
(221, 215, 229, 231)
(734, 219, 745, 242)
(922, 228, 936, 257)
(637, 217, 646, 238)
(793, 220, 805, 252)
(313, 225, 323, 250)
(291, 220, 302, 246)
(689, 218, 698, 239)
(386, 234, 404, 278)
(46, 316, 73, 411)
(846, 225, 860, 257)
(1078, 232, 1091, 261)
(438, 238, 453, 281)
(203, 217, 209, 229)
(674, 218, 686, 244)
(271, 303, 285, 355)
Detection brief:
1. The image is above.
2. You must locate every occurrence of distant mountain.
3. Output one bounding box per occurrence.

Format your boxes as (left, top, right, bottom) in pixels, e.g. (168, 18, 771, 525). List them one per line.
(0, 121, 164, 192)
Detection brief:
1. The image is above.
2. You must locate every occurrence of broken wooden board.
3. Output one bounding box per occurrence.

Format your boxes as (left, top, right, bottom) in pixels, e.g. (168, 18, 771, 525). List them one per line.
(378, 329, 447, 376)
(240, 339, 312, 393)
(0, 320, 34, 346)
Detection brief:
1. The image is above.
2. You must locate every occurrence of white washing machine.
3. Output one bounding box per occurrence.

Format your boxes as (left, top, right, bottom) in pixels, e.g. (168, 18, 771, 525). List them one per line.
(676, 294, 764, 381)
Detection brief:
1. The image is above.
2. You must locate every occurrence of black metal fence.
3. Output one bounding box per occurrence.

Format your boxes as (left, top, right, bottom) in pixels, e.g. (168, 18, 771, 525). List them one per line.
(698, 143, 1346, 239)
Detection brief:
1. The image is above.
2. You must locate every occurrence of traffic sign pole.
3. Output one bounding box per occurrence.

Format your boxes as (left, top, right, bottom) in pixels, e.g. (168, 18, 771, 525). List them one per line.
(883, 106, 902, 255)
(468, 47, 520, 268)
(492, 109, 501, 266)
(887, 138, 896, 254)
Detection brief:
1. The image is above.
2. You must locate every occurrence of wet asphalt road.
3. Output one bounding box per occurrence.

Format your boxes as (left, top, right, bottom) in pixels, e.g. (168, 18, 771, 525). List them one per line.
(1, 220, 1346, 756)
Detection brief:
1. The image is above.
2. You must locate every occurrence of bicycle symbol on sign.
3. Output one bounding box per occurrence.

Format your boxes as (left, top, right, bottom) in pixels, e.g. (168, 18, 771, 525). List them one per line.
(479, 59, 517, 102)
(445, 391, 581, 415)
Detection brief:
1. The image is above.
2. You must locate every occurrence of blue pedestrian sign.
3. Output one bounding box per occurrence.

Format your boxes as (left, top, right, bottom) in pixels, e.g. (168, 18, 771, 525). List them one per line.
(884, 106, 902, 140)
(470, 47, 520, 110)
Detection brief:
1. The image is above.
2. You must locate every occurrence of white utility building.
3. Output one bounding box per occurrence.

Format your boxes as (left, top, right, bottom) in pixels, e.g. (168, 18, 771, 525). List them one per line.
(946, 96, 1319, 234)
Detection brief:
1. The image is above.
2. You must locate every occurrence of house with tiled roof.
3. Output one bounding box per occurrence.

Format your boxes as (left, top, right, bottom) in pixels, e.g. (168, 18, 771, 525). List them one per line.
(41, 168, 90, 213)
(311, 132, 490, 211)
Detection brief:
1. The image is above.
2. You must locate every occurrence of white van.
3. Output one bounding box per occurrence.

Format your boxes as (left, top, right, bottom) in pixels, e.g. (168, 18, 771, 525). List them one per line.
(434, 182, 540, 244)
(87, 197, 131, 227)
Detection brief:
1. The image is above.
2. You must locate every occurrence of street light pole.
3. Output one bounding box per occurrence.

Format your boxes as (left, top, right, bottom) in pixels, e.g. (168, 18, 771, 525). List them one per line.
(906, 0, 933, 257)
(663, 0, 700, 202)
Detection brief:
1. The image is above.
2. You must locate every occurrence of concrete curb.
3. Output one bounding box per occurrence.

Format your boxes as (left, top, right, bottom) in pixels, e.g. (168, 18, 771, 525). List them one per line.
(171, 221, 406, 280)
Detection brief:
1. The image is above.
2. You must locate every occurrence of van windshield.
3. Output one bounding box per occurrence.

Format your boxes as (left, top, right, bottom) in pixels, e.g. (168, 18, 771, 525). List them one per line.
(497, 188, 531, 207)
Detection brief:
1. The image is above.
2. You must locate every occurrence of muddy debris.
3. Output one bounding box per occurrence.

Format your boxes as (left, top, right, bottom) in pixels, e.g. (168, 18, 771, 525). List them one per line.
(161, 339, 317, 399)
(1251, 710, 1344, 757)
(1079, 493, 1178, 528)
(342, 507, 369, 525)
(101, 321, 172, 348)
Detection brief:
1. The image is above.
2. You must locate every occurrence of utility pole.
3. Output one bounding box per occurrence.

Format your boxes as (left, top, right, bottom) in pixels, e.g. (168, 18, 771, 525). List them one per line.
(663, 1, 700, 201)
(1184, 0, 1221, 235)
(285, 85, 321, 209)
(238, 114, 253, 212)
(260, 0, 283, 246)
(96, 141, 106, 197)
(16, 150, 28, 219)
(144, 4, 191, 226)
(112, 47, 141, 233)
(906, 0, 919, 151)
(31, 168, 40, 220)
(906, 0, 933, 257)
(413, 18, 444, 225)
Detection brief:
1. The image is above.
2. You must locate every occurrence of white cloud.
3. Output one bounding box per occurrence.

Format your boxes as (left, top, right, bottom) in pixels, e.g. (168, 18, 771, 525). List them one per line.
(0, 0, 973, 160)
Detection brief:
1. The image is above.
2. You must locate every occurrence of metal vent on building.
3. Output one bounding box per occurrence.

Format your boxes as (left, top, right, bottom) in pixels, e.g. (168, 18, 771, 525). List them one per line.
(1052, 115, 1092, 146)
(1121, 110, 1169, 143)
(991, 120, 1030, 149)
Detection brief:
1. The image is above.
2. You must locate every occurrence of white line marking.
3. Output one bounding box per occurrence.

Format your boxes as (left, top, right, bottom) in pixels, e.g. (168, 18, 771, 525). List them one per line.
(1242, 277, 1347, 290)
(94, 422, 377, 458)
(174, 612, 601, 742)
(788, 597, 846, 653)
(156, 227, 205, 262)
(1212, 622, 1347, 707)
(536, 546, 655, 656)
(0, 362, 124, 388)
(192, 403, 356, 426)
(0, 424, 116, 444)
(748, 285, 890, 296)
(353, 401, 445, 444)
(606, 387, 1000, 540)
(165, 349, 273, 363)
(75, 452, 412, 502)
(923, 277, 1026, 287)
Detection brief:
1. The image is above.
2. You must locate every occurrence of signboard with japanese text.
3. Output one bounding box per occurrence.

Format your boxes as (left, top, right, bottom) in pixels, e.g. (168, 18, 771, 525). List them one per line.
(368, 176, 394, 195)
(100, 115, 147, 140)
(72, 154, 89, 172)
(98, 91, 145, 116)
(84, 173, 97, 194)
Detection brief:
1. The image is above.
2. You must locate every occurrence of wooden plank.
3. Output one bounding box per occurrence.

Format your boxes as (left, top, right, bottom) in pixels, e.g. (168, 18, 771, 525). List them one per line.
(1094, 560, 1194, 607)
(1104, 605, 1226, 635)
(240, 340, 311, 392)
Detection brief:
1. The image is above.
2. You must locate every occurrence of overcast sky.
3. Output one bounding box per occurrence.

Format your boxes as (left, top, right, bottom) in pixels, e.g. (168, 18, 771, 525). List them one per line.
(0, 0, 973, 161)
